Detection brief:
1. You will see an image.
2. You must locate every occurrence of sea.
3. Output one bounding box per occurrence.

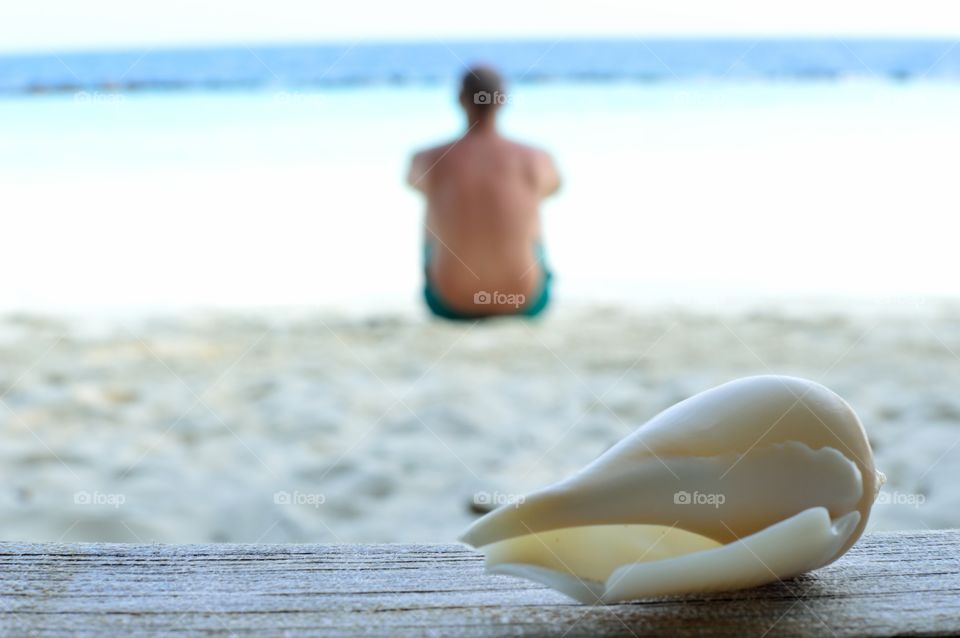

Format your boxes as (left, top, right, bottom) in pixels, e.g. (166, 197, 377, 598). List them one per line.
(1, 39, 958, 314)
(3, 39, 960, 92)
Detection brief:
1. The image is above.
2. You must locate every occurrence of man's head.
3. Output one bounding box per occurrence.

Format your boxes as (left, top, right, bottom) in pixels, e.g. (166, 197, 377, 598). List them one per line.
(459, 66, 505, 121)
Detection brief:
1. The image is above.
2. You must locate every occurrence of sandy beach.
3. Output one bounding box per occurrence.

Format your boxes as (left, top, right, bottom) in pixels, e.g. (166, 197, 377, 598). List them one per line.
(0, 301, 954, 544)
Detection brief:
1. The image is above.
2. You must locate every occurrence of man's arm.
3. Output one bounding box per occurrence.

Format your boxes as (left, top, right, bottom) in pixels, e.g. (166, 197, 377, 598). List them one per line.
(406, 149, 434, 192)
(535, 149, 561, 198)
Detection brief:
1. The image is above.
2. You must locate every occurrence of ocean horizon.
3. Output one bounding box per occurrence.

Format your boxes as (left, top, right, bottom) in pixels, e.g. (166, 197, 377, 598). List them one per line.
(3, 38, 960, 95)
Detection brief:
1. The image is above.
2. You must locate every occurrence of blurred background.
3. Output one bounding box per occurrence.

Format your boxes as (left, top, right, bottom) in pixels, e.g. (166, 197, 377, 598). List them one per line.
(0, 1, 958, 543)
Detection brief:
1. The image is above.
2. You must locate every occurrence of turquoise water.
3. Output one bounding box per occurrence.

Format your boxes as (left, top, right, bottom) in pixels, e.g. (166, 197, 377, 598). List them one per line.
(1, 80, 958, 311)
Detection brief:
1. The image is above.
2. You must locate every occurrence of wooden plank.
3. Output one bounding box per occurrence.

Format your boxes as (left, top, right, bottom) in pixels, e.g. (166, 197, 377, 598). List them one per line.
(0, 530, 957, 637)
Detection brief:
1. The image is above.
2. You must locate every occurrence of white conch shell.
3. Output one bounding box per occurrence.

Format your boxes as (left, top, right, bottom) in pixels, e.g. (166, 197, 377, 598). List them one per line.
(460, 375, 882, 604)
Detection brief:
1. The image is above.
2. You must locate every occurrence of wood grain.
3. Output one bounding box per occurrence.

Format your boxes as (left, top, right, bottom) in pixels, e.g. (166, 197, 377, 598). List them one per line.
(0, 530, 957, 637)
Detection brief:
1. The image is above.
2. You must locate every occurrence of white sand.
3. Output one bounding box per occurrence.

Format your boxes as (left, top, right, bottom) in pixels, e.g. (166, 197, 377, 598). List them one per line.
(0, 302, 956, 543)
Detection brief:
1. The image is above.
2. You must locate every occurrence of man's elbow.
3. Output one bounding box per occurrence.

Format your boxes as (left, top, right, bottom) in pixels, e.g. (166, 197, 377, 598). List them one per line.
(544, 173, 561, 197)
(406, 164, 421, 190)
(408, 172, 426, 192)
(407, 153, 428, 190)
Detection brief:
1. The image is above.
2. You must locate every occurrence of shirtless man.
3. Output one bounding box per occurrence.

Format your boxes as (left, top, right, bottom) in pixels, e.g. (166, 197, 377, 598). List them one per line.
(407, 66, 561, 319)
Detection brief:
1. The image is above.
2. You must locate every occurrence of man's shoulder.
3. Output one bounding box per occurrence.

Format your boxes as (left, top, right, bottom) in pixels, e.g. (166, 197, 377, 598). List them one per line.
(408, 142, 457, 190)
(413, 141, 455, 163)
(504, 139, 553, 163)
(501, 139, 559, 195)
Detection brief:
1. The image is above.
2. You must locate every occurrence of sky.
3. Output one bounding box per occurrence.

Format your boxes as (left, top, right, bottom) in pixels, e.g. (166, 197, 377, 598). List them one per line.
(2, 0, 960, 53)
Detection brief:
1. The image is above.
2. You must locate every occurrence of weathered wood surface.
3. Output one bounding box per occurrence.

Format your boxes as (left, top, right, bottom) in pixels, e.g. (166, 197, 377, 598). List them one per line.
(0, 530, 957, 637)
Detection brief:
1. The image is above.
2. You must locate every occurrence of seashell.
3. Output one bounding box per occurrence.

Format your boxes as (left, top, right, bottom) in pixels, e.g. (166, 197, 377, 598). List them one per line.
(460, 375, 884, 603)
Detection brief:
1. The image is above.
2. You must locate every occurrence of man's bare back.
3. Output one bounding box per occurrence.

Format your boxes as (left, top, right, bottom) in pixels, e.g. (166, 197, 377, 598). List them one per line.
(408, 67, 560, 318)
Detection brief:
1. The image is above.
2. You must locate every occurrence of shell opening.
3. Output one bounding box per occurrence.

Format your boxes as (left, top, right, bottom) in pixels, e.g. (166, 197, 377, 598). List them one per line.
(482, 508, 861, 603)
(484, 524, 722, 584)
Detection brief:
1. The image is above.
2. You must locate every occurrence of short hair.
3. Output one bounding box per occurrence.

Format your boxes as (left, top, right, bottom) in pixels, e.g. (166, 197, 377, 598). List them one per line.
(460, 66, 505, 111)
